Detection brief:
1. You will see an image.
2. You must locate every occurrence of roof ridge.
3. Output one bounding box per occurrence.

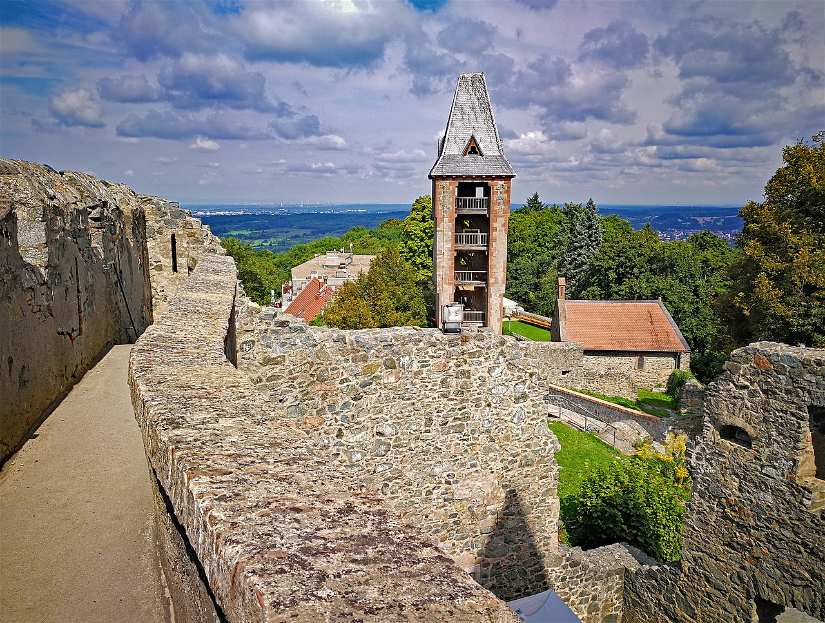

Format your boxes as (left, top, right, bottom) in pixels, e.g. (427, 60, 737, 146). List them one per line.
(566, 299, 663, 304)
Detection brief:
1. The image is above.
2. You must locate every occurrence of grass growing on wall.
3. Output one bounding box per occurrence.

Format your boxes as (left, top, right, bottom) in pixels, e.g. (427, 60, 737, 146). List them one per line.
(502, 319, 551, 341)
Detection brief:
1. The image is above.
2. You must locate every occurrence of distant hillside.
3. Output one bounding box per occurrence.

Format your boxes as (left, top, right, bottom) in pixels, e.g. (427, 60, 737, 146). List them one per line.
(192, 203, 741, 252)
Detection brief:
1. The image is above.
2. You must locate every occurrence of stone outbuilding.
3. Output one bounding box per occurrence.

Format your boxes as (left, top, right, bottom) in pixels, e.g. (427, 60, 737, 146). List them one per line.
(551, 277, 690, 390)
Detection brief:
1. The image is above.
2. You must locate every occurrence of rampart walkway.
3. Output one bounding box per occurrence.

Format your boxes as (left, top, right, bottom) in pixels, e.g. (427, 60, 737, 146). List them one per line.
(0, 345, 170, 623)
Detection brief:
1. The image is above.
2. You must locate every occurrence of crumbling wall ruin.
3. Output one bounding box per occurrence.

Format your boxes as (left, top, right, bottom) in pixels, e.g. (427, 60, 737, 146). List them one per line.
(143, 198, 222, 318)
(0, 160, 153, 462)
(625, 343, 825, 622)
(0, 161, 221, 463)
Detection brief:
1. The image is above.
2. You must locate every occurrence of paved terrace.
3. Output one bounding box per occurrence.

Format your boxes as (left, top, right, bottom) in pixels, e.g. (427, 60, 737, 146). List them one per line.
(128, 253, 519, 622)
(0, 346, 170, 623)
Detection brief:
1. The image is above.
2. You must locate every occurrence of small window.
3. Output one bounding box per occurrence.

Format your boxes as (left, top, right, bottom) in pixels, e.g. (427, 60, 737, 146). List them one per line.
(719, 424, 752, 449)
(463, 136, 483, 156)
(809, 406, 825, 480)
(636, 355, 645, 370)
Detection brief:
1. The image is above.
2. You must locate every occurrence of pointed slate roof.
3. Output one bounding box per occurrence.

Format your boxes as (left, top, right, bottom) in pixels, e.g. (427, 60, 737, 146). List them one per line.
(429, 73, 515, 179)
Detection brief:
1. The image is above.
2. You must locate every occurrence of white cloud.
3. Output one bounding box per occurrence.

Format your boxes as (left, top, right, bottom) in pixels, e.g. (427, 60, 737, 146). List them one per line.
(49, 88, 105, 128)
(504, 131, 559, 157)
(189, 136, 219, 151)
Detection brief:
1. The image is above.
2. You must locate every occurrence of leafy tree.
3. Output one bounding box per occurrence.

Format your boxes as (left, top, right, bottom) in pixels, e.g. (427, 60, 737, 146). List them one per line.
(561, 199, 602, 296)
(505, 203, 566, 316)
(221, 220, 406, 305)
(319, 247, 427, 329)
(520, 191, 545, 213)
(562, 434, 691, 562)
(581, 223, 737, 381)
(221, 237, 281, 304)
(399, 195, 435, 282)
(666, 369, 695, 404)
(726, 133, 825, 347)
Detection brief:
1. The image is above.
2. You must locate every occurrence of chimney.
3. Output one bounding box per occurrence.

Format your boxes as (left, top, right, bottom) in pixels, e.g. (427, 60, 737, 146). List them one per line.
(558, 277, 566, 300)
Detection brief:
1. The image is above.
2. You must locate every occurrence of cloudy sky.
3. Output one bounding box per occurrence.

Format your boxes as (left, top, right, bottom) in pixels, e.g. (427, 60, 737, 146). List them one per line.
(1, 0, 823, 205)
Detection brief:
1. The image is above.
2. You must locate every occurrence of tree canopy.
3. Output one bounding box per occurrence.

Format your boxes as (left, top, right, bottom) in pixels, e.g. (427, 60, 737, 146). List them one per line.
(319, 247, 427, 329)
(561, 199, 603, 297)
(726, 132, 825, 347)
(399, 195, 435, 282)
(506, 196, 566, 317)
(521, 191, 545, 213)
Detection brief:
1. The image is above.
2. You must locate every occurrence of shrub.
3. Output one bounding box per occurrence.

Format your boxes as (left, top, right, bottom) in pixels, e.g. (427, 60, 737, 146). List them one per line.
(666, 369, 695, 403)
(561, 434, 691, 562)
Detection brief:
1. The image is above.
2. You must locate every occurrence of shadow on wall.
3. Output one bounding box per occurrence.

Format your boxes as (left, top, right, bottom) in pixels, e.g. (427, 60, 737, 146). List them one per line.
(475, 488, 551, 602)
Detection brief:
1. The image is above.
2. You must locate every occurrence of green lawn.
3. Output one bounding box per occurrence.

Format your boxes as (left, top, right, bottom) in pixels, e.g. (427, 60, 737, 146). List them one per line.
(548, 421, 620, 500)
(502, 319, 550, 341)
(575, 387, 676, 418)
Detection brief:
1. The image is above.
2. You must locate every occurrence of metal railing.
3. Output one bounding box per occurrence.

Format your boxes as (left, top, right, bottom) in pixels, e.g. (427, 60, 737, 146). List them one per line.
(455, 232, 488, 246)
(462, 310, 485, 323)
(548, 400, 619, 448)
(455, 270, 487, 283)
(456, 197, 489, 212)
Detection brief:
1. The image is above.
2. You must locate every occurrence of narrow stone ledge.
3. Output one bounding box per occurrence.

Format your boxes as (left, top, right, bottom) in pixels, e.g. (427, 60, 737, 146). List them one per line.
(129, 254, 518, 623)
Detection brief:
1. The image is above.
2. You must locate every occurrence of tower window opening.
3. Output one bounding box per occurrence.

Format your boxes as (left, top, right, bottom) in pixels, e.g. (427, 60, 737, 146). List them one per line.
(809, 405, 825, 480)
(463, 136, 483, 156)
(719, 424, 752, 449)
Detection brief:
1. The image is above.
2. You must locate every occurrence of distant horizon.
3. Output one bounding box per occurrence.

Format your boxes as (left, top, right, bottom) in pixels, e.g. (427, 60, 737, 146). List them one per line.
(184, 201, 746, 208)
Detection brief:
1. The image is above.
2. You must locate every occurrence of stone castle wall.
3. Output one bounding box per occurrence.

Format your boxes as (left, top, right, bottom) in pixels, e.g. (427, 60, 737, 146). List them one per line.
(625, 343, 825, 622)
(239, 319, 572, 601)
(129, 253, 521, 622)
(143, 198, 222, 318)
(0, 160, 153, 462)
(576, 351, 684, 399)
(0, 161, 221, 463)
(236, 314, 653, 620)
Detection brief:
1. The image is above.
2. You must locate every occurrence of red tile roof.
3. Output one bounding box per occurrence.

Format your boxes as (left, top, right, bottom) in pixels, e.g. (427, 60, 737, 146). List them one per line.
(284, 277, 335, 322)
(558, 299, 689, 353)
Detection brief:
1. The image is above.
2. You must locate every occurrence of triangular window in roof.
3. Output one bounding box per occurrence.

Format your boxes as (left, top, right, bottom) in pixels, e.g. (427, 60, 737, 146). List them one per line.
(463, 135, 483, 156)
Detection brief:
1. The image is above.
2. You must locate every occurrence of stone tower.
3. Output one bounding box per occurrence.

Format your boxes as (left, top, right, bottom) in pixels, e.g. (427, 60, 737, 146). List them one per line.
(429, 73, 515, 334)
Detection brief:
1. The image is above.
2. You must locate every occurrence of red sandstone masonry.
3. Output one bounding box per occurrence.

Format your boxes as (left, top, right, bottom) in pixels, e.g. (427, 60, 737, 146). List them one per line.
(487, 178, 511, 335)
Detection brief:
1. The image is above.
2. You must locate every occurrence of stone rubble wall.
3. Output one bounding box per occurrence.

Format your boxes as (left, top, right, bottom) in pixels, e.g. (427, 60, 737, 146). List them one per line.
(143, 198, 222, 318)
(237, 313, 654, 621)
(575, 352, 682, 399)
(239, 318, 570, 602)
(624, 342, 825, 622)
(545, 384, 668, 447)
(129, 253, 520, 623)
(552, 543, 651, 623)
(0, 160, 153, 462)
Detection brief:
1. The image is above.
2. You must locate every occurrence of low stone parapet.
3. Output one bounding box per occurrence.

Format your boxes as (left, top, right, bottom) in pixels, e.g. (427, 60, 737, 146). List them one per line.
(128, 254, 519, 622)
(545, 384, 667, 446)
